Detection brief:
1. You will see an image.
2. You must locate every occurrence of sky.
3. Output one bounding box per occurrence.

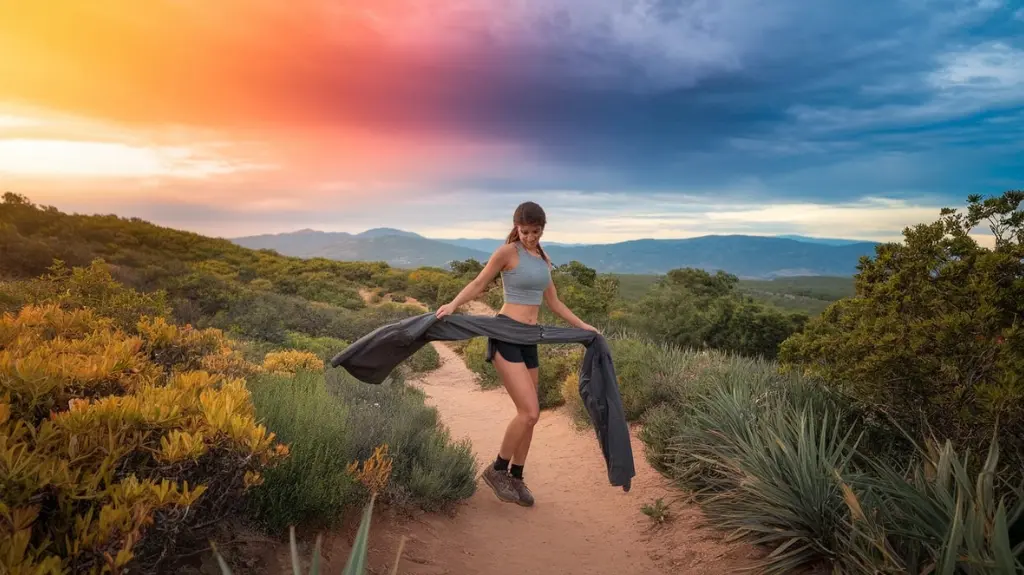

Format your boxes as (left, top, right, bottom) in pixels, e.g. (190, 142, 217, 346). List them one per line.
(1, 0, 1022, 244)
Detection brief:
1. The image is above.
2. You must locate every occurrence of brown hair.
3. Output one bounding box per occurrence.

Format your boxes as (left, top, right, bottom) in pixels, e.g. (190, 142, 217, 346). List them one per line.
(505, 201, 549, 262)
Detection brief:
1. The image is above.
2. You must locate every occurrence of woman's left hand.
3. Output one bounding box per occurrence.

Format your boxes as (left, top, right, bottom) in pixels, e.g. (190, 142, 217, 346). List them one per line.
(580, 322, 601, 334)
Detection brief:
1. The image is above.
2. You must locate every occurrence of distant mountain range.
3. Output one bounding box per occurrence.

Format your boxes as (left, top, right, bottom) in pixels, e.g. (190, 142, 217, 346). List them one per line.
(230, 228, 882, 278)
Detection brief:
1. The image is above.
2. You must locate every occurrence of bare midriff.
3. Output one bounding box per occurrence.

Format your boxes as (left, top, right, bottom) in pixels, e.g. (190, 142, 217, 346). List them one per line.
(497, 302, 541, 325)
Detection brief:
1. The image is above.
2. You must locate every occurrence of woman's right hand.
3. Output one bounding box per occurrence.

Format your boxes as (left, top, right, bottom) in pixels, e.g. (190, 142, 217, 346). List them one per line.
(435, 302, 457, 319)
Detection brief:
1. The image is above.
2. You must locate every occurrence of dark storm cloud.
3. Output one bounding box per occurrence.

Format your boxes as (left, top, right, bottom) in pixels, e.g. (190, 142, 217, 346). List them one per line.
(347, 0, 1024, 202)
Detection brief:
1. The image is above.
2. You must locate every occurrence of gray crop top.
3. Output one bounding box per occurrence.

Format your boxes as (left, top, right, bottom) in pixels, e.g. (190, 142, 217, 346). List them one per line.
(501, 242, 552, 305)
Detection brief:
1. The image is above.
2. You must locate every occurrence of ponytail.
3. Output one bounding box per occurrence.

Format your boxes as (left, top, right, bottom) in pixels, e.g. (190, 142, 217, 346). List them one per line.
(536, 243, 549, 263)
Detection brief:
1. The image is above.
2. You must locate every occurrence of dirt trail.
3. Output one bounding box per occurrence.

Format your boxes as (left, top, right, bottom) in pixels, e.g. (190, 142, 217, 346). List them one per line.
(286, 296, 759, 574)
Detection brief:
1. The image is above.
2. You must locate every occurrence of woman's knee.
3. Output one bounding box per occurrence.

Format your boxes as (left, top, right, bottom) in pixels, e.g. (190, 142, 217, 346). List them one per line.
(518, 405, 540, 426)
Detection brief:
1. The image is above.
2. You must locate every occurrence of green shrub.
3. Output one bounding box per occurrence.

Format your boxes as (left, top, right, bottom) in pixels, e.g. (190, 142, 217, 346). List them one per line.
(244, 371, 360, 531)
(636, 403, 683, 472)
(0, 258, 171, 331)
(625, 267, 807, 360)
(608, 337, 721, 420)
(246, 369, 476, 531)
(461, 338, 499, 387)
(325, 370, 477, 509)
(283, 331, 349, 361)
(538, 345, 581, 409)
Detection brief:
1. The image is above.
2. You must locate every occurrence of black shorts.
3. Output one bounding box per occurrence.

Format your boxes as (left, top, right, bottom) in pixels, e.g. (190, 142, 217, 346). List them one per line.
(489, 338, 539, 369)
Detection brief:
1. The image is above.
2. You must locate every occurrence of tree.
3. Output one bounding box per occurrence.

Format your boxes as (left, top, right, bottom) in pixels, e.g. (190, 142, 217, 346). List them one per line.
(630, 267, 807, 359)
(779, 191, 1024, 459)
(532, 261, 620, 326)
(556, 260, 597, 287)
(663, 268, 738, 298)
(448, 258, 485, 277)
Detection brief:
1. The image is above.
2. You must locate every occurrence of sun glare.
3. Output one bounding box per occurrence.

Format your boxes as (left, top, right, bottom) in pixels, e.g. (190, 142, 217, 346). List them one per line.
(0, 138, 241, 178)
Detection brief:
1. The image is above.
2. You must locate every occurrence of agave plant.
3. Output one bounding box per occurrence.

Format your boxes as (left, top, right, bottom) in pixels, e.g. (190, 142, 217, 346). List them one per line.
(660, 374, 864, 574)
(213, 493, 406, 575)
(838, 433, 1024, 574)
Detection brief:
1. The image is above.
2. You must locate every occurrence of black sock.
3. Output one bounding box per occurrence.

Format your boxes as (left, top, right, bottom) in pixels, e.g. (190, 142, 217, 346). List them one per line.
(510, 464, 524, 479)
(493, 455, 510, 472)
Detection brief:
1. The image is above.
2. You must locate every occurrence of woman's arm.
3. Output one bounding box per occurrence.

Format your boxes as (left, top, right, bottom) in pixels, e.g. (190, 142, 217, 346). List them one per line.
(436, 245, 511, 316)
(543, 280, 597, 331)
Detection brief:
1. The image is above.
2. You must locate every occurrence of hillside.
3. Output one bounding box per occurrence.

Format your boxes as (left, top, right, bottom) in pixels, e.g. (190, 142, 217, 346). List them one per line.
(231, 229, 487, 268)
(232, 229, 880, 278)
(0, 193, 482, 574)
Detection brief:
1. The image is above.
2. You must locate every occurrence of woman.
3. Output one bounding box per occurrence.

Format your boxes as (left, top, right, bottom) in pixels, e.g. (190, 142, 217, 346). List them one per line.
(434, 201, 598, 507)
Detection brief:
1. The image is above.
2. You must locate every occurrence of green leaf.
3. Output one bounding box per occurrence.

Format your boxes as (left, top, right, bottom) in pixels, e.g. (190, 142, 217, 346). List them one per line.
(342, 494, 377, 575)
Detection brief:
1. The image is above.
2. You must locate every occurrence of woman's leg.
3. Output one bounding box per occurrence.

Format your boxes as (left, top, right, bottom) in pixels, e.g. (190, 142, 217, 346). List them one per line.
(479, 344, 540, 504)
(494, 352, 540, 460)
(511, 366, 540, 466)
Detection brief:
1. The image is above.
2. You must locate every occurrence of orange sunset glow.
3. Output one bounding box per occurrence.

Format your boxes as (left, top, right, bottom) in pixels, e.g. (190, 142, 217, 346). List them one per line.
(1, 1, 531, 221)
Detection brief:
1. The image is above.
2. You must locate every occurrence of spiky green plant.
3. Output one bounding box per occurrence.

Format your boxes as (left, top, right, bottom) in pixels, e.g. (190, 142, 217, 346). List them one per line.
(213, 494, 403, 574)
(659, 373, 864, 574)
(838, 433, 1024, 574)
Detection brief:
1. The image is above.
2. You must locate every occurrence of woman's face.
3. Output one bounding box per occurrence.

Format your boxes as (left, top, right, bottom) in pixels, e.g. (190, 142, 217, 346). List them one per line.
(517, 223, 544, 248)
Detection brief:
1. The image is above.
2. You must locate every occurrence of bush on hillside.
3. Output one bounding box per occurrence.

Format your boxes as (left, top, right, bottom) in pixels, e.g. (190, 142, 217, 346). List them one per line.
(245, 370, 477, 531)
(626, 268, 807, 359)
(0, 303, 287, 574)
(405, 268, 464, 309)
(779, 191, 1024, 469)
(548, 261, 620, 325)
(190, 285, 422, 346)
(263, 349, 325, 375)
(282, 331, 349, 361)
(0, 259, 172, 329)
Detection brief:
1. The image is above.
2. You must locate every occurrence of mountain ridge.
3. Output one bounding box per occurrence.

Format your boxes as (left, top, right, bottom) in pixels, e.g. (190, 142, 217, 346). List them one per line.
(230, 228, 882, 278)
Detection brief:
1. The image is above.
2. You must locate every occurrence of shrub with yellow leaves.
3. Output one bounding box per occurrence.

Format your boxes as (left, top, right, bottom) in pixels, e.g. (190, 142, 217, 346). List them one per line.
(0, 303, 288, 574)
(345, 444, 394, 496)
(261, 349, 324, 375)
(138, 315, 262, 378)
